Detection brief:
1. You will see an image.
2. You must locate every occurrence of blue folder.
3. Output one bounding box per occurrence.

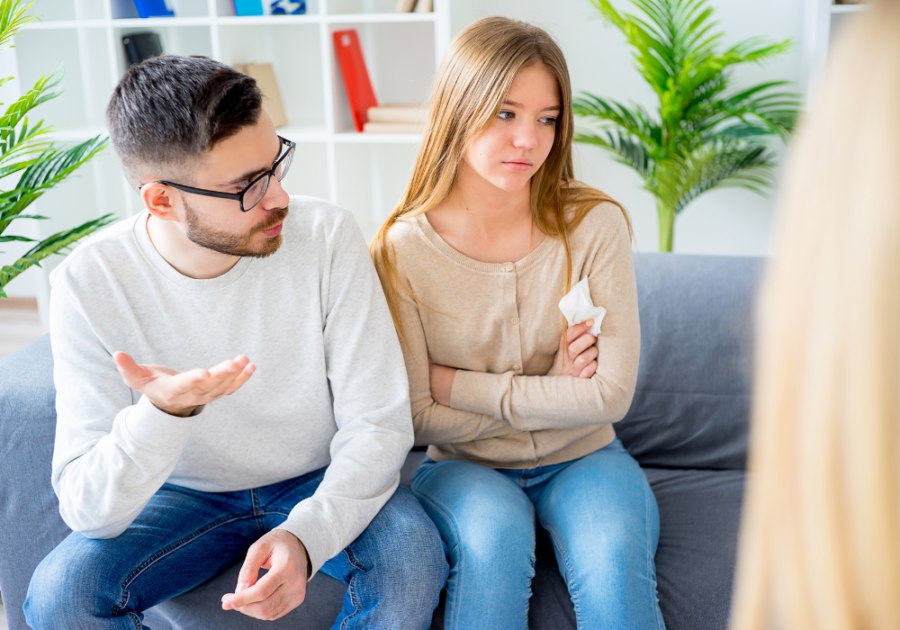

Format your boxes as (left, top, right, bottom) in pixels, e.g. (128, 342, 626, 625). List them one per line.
(132, 0, 175, 18)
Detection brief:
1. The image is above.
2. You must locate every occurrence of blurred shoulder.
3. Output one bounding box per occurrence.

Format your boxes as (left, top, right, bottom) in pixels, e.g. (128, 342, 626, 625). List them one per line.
(383, 213, 426, 254)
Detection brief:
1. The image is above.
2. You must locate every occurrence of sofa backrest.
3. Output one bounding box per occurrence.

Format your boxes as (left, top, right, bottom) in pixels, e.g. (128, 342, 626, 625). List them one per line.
(615, 252, 764, 470)
(0, 335, 71, 630)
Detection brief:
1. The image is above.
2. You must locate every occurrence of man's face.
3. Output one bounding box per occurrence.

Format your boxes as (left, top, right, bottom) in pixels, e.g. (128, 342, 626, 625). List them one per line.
(178, 110, 291, 258)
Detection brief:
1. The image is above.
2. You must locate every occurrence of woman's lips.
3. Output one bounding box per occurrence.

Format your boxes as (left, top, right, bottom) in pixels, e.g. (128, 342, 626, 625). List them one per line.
(503, 161, 532, 171)
(262, 222, 283, 237)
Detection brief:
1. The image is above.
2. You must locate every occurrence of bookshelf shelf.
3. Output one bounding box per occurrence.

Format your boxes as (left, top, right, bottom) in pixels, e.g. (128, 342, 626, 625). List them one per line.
(327, 12, 436, 23)
(333, 132, 422, 143)
(214, 15, 321, 24)
(22, 20, 107, 29)
(112, 16, 213, 26)
(10, 0, 450, 313)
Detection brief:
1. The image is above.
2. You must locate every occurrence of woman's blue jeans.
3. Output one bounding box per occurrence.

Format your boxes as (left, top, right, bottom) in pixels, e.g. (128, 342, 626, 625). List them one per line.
(411, 439, 665, 630)
(24, 467, 448, 630)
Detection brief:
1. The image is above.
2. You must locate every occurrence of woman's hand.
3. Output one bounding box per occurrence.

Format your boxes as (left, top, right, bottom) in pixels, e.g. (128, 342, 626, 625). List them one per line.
(547, 320, 598, 379)
(429, 362, 457, 407)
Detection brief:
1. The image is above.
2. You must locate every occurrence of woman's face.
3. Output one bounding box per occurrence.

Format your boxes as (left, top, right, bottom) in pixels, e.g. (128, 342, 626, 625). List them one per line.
(461, 63, 561, 194)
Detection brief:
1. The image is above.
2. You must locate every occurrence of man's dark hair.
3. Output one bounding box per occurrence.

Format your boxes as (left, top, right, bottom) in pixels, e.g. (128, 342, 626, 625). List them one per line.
(106, 55, 263, 189)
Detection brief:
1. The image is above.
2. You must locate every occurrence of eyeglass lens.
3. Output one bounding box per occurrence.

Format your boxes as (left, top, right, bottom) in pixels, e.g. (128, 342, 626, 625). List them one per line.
(242, 143, 295, 211)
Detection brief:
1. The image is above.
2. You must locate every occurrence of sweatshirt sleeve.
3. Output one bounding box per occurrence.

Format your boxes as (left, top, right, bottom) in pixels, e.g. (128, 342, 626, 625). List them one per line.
(49, 284, 195, 539)
(449, 207, 641, 431)
(274, 212, 416, 577)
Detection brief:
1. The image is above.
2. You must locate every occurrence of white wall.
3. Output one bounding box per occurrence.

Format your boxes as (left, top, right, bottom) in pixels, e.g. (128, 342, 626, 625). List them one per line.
(451, 0, 807, 256)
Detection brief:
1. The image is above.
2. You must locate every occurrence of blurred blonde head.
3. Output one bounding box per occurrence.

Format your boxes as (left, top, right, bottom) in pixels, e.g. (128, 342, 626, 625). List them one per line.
(731, 1, 900, 629)
(369, 16, 629, 341)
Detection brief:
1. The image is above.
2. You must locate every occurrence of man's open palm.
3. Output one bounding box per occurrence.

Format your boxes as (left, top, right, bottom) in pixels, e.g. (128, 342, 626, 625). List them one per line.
(114, 352, 255, 417)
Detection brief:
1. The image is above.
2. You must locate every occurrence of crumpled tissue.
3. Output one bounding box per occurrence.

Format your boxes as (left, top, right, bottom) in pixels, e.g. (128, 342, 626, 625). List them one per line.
(558, 277, 606, 336)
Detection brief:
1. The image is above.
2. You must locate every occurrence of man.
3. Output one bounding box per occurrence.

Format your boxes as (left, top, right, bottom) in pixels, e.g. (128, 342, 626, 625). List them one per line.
(23, 55, 447, 628)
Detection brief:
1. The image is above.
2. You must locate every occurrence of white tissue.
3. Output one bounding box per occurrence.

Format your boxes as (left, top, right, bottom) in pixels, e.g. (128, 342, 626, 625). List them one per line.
(558, 277, 606, 336)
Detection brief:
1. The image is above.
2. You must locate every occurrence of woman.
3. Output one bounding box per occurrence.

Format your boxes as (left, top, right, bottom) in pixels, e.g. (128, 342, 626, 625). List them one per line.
(370, 17, 664, 630)
(730, 1, 900, 629)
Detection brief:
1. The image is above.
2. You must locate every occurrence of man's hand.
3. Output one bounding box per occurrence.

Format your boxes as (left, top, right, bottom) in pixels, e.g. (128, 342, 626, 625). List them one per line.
(547, 320, 598, 379)
(429, 362, 457, 406)
(221, 529, 310, 621)
(114, 352, 255, 417)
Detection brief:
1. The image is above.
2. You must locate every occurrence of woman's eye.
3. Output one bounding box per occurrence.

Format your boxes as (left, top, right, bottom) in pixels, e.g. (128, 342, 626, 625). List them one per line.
(540, 116, 558, 126)
(498, 110, 515, 121)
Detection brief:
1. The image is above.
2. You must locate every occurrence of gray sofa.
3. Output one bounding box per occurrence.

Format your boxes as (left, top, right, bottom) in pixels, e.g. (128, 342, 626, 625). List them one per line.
(0, 252, 759, 630)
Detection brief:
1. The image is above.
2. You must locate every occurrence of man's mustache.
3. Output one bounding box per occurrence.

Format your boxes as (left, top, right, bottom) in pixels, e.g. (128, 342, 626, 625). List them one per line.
(255, 207, 289, 233)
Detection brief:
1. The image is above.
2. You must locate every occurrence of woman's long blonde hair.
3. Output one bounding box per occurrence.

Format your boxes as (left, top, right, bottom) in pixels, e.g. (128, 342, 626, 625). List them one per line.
(369, 16, 630, 340)
(730, 2, 900, 629)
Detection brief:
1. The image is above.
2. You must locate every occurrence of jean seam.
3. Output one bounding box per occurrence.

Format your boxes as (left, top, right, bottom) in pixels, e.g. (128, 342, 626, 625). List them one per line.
(128, 611, 142, 629)
(539, 515, 582, 627)
(340, 574, 362, 630)
(343, 547, 367, 573)
(250, 488, 266, 536)
(411, 490, 464, 630)
(112, 509, 287, 615)
(644, 479, 665, 630)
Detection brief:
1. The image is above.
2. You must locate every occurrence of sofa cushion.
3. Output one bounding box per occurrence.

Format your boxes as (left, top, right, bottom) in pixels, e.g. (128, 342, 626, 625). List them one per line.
(645, 467, 745, 630)
(0, 336, 69, 630)
(615, 253, 763, 470)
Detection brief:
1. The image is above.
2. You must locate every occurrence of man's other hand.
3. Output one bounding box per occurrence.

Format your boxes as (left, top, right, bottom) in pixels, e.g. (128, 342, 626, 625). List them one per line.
(114, 352, 255, 417)
(221, 529, 310, 621)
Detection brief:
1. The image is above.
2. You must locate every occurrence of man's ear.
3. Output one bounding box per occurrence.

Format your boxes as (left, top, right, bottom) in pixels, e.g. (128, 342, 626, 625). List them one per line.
(140, 183, 179, 222)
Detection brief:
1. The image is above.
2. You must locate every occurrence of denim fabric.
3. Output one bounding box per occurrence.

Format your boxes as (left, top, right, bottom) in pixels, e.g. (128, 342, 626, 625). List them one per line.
(412, 440, 665, 630)
(23, 470, 447, 630)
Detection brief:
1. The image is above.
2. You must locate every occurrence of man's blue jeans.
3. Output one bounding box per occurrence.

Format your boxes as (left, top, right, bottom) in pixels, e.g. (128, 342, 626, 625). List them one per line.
(24, 467, 448, 629)
(411, 439, 665, 630)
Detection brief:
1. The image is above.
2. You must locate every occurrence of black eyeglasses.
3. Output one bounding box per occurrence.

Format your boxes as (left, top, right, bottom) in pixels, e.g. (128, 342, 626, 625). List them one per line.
(148, 136, 296, 212)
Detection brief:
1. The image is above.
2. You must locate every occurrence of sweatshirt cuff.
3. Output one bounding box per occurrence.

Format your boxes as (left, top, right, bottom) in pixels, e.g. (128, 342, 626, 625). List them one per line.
(276, 503, 341, 579)
(117, 394, 195, 451)
(450, 370, 506, 419)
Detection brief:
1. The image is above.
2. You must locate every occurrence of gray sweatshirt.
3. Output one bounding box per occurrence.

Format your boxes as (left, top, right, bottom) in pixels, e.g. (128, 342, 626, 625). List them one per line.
(48, 196, 413, 576)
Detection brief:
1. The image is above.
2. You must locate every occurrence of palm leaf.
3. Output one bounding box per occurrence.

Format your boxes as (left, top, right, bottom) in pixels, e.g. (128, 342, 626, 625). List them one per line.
(0, 135, 108, 231)
(576, 0, 801, 250)
(0, 214, 115, 296)
(576, 129, 654, 178)
(0, 0, 36, 50)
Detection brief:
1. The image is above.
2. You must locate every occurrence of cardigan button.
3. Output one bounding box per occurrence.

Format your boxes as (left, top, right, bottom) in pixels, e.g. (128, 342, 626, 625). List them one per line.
(510, 317, 520, 325)
(502, 263, 514, 272)
(513, 365, 522, 371)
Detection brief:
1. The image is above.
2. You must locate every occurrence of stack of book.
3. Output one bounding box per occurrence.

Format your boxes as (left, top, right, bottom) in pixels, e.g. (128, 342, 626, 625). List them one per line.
(395, 0, 433, 12)
(363, 105, 429, 134)
(333, 28, 429, 134)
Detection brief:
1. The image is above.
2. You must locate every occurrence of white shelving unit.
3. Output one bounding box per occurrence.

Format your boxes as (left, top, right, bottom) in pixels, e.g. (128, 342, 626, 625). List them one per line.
(803, 0, 868, 98)
(10, 0, 449, 322)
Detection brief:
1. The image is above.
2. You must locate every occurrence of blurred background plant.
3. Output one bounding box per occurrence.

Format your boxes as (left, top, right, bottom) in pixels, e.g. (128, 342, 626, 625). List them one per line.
(0, 0, 112, 298)
(575, 0, 803, 252)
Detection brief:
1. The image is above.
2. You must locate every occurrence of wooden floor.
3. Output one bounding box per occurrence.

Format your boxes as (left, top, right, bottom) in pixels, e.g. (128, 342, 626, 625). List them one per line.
(0, 299, 43, 360)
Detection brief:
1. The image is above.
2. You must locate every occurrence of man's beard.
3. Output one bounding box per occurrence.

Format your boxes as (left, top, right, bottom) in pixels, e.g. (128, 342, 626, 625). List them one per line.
(184, 200, 289, 258)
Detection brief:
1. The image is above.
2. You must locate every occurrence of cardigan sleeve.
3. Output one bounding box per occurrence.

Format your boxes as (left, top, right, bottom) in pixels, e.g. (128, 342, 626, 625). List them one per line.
(392, 260, 521, 447)
(449, 206, 640, 432)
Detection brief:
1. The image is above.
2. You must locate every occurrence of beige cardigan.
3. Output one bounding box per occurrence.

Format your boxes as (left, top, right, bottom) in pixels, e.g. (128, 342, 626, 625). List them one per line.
(387, 201, 640, 469)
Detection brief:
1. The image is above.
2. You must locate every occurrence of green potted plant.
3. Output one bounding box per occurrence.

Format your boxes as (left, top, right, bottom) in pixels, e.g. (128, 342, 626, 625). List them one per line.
(575, 0, 802, 252)
(0, 0, 112, 298)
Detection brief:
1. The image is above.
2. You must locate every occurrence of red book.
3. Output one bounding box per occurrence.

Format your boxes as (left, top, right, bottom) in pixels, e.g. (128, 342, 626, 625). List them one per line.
(333, 29, 379, 132)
